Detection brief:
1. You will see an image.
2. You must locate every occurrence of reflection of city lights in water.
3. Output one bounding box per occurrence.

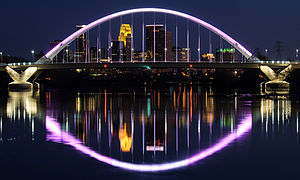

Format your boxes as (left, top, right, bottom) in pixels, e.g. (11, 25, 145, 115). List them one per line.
(119, 123, 132, 152)
(297, 112, 299, 134)
(46, 113, 252, 172)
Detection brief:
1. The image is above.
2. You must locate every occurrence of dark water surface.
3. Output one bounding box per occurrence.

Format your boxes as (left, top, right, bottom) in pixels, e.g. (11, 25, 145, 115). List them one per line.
(0, 86, 300, 179)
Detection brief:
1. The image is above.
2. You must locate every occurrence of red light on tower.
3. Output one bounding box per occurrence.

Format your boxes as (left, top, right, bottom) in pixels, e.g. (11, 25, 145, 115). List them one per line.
(189, 64, 193, 68)
(104, 64, 107, 68)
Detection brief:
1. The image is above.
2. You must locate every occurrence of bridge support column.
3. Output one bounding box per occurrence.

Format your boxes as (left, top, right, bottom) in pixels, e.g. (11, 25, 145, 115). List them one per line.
(6, 66, 39, 90)
(259, 65, 293, 95)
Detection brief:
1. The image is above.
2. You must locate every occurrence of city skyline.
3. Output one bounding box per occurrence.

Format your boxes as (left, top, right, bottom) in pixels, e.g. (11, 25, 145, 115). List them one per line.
(0, 0, 299, 60)
(46, 21, 243, 63)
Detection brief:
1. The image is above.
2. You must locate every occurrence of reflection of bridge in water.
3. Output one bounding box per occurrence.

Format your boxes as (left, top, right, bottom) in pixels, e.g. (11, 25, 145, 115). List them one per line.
(44, 87, 252, 171)
(258, 97, 294, 134)
(0, 90, 42, 141)
(1, 86, 299, 171)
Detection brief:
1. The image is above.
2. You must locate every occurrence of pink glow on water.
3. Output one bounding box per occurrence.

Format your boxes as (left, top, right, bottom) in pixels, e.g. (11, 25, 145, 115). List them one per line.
(46, 114, 252, 172)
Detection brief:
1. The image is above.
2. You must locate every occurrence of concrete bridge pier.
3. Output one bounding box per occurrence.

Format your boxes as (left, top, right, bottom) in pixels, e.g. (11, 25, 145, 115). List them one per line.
(6, 66, 39, 90)
(259, 65, 293, 95)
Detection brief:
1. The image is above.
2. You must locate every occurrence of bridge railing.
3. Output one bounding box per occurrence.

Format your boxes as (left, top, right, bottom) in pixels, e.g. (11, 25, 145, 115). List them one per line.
(3, 60, 299, 67)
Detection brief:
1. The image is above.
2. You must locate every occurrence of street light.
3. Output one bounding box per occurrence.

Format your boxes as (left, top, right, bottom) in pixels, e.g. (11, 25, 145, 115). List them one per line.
(31, 50, 35, 62)
(296, 49, 299, 61)
(265, 49, 268, 60)
(0, 52, 2, 64)
(98, 49, 101, 62)
(65, 49, 69, 63)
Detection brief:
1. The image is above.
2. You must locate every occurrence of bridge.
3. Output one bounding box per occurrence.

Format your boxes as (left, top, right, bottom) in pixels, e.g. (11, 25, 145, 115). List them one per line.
(2, 8, 295, 94)
(1, 61, 300, 70)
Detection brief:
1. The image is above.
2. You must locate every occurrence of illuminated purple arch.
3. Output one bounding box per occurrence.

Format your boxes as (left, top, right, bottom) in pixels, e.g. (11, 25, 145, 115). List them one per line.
(46, 114, 252, 172)
(44, 8, 254, 61)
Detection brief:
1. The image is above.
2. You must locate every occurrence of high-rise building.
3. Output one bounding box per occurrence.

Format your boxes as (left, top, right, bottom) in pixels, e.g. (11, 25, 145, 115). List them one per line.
(216, 48, 237, 62)
(50, 40, 63, 61)
(132, 51, 151, 61)
(49, 40, 71, 62)
(90, 47, 110, 62)
(111, 40, 125, 61)
(99, 48, 108, 61)
(75, 25, 88, 62)
(172, 47, 191, 61)
(181, 48, 191, 61)
(202, 53, 215, 61)
(90, 47, 97, 62)
(119, 24, 131, 46)
(118, 24, 132, 61)
(146, 25, 172, 61)
(34, 50, 45, 61)
(50, 40, 61, 50)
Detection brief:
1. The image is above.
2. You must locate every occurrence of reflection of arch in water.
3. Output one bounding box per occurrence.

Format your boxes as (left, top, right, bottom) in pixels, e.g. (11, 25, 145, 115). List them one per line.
(46, 113, 252, 172)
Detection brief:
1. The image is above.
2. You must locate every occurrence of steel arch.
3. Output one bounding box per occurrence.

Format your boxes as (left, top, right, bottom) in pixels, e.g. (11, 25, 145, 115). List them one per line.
(44, 8, 254, 61)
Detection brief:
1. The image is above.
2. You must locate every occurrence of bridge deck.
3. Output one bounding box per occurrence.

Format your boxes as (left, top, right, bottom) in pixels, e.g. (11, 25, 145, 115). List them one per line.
(1, 62, 300, 71)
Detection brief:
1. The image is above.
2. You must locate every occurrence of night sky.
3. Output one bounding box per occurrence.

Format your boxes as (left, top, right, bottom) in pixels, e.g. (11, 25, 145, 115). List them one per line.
(0, 0, 299, 60)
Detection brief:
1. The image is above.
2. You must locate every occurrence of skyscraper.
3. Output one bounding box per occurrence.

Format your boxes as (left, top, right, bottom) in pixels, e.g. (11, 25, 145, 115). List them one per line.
(172, 47, 191, 61)
(50, 40, 71, 62)
(75, 25, 88, 62)
(202, 53, 215, 61)
(50, 40, 63, 62)
(111, 40, 125, 61)
(119, 24, 132, 46)
(90, 47, 97, 62)
(216, 48, 237, 62)
(146, 25, 172, 61)
(181, 48, 191, 61)
(118, 24, 132, 61)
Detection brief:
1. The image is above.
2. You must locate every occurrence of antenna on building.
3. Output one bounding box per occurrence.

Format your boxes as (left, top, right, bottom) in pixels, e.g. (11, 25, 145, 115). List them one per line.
(275, 40, 282, 61)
